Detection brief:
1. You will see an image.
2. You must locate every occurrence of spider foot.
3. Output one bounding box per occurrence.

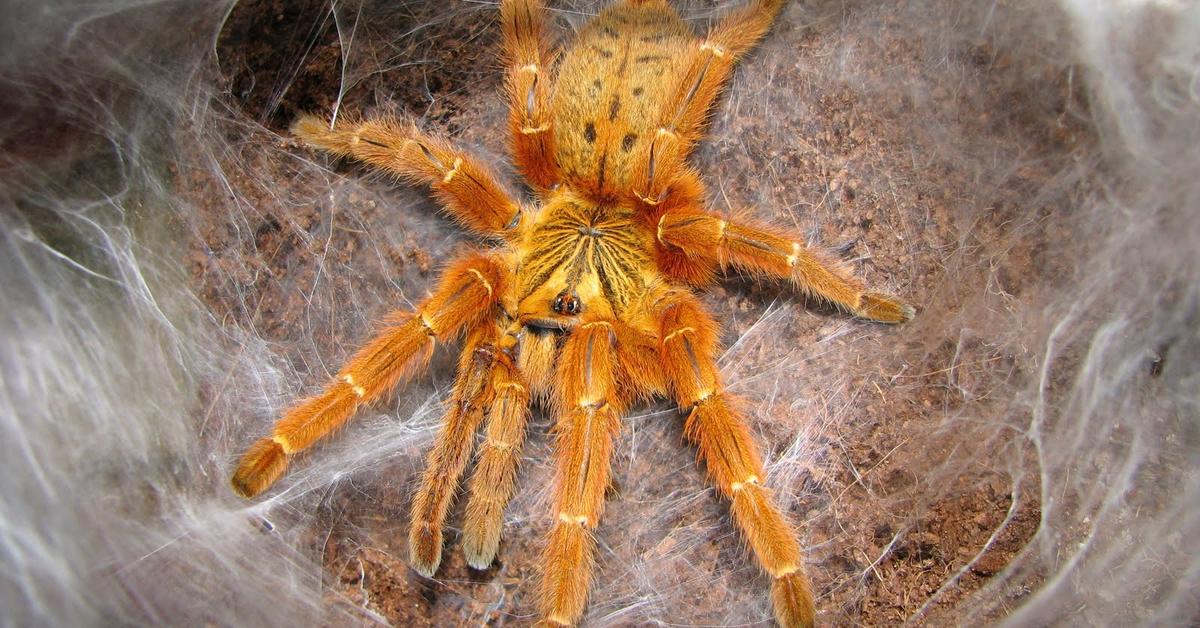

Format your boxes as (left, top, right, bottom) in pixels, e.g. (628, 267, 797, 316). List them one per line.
(462, 506, 502, 570)
(855, 291, 916, 324)
(231, 437, 288, 498)
(771, 570, 816, 628)
(408, 523, 443, 577)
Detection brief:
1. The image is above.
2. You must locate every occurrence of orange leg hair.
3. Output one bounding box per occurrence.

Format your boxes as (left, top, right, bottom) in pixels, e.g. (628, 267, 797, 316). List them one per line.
(629, 0, 785, 207)
(460, 334, 531, 569)
(658, 211, 916, 323)
(409, 323, 515, 575)
(538, 320, 624, 627)
(501, 0, 560, 192)
(230, 252, 505, 498)
(653, 289, 815, 628)
(291, 114, 521, 238)
(658, 0, 787, 148)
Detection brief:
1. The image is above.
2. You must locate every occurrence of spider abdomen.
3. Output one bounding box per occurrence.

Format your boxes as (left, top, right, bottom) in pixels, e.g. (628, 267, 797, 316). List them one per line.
(553, 2, 691, 199)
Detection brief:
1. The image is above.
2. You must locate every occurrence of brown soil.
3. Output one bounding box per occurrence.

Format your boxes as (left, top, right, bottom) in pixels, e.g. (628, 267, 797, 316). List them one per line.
(188, 0, 1087, 624)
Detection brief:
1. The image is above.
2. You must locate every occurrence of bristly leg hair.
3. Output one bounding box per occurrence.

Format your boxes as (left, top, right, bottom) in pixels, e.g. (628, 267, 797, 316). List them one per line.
(1, 0, 1197, 626)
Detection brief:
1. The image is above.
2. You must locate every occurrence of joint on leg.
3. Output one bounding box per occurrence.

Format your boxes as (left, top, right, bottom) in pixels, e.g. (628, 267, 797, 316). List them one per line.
(730, 474, 760, 492)
(520, 123, 550, 135)
(772, 563, 800, 578)
(497, 381, 527, 395)
(557, 511, 590, 526)
(663, 326, 697, 344)
(419, 312, 437, 336)
(786, 241, 801, 267)
(465, 267, 495, 299)
(271, 434, 294, 454)
(442, 157, 463, 183)
(519, 63, 539, 75)
(717, 219, 728, 239)
(656, 126, 678, 141)
(699, 41, 728, 58)
(578, 396, 605, 411)
(340, 374, 366, 397)
(637, 191, 663, 206)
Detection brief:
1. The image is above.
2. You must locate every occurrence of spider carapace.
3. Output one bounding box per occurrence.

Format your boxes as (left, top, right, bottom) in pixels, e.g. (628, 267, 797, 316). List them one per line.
(231, 1, 914, 626)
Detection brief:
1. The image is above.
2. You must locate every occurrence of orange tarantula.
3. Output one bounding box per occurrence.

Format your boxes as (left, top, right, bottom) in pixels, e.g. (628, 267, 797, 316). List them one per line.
(231, 0, 913, 625)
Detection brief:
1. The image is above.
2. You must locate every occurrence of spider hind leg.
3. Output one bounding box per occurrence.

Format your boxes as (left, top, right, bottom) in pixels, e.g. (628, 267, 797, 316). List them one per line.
(655, 290, 816, 628)
(501, 0, 560, 192)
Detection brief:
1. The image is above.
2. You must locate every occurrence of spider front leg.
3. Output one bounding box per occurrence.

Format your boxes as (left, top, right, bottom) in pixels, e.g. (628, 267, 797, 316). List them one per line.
(538, 320, 624, 627)
(408, 323, 504, 575)
(460, 337, 531, 569)
(501, 0, 560, 192)
(230, 252, 505, 498)
(658, 211, 915, 323)
(653, 289, 814, 628)
(292, 114, 521, 238)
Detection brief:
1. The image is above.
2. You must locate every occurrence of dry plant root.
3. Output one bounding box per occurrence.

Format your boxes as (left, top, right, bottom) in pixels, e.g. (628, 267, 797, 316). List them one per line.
(235, 1, 914, 626)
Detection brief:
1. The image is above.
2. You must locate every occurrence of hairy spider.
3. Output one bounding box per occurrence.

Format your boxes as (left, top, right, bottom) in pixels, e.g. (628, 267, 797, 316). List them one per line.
(231, 1, 913, 625)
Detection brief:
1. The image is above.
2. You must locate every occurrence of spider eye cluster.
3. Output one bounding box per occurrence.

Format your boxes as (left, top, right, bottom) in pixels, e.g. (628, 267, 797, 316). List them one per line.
(552, 290, 582, 316)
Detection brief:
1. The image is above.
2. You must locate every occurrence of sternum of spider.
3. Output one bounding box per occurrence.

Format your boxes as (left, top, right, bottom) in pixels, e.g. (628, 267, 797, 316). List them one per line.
(513, 189, 654, 329)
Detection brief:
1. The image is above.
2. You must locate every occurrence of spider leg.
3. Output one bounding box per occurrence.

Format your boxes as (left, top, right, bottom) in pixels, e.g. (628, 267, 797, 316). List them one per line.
(656, 0, 786, 147)
(652, 289, 815, 628)
(292, 114, 522, 238)
(230, 252, 505, 498)
(628, 0, 785, 206)
(460, 328, 531, 569)
(409, 323, 508, 576)
(658, 210, 915, 323)
(501, 0, 561, 192)
(538, 320, 623, 626)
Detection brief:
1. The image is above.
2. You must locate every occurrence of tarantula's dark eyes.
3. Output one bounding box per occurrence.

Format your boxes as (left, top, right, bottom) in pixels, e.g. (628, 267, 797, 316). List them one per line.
(552, 290, 582, 315)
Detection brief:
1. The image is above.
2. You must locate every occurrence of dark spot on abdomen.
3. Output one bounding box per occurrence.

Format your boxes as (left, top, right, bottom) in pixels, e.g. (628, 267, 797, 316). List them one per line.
(608, 95, 621, 121)
(622, 133, 637, 152)
(584, 122, 596, 143)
